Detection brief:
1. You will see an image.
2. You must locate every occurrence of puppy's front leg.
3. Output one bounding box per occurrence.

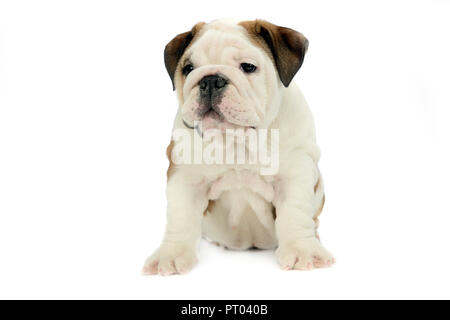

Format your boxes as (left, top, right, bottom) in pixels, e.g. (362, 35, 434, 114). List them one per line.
(274, 152, 334, 270)
(143, 170, 208, 275)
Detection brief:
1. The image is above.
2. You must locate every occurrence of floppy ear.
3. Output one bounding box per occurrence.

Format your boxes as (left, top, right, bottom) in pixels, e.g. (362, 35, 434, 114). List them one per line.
(240, 20, 309, 87)
(164, 22, 205, 90)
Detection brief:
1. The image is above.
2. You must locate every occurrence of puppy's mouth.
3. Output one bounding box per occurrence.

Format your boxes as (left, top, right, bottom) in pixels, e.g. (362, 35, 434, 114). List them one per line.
(183, 105, 224, 128)
(199, 107, 224, 121)
(183, 114, 256, 137)
(182, 108, 225, 137)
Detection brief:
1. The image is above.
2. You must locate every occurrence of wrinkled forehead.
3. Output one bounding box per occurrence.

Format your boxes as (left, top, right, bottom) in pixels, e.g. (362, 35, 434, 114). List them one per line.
(183, 24, 266, 66)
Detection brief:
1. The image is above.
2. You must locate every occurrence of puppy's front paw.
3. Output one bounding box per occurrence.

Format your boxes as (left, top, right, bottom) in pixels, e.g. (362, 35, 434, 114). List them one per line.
(276, 238, 334, 271)
(142, 244, 197, 276)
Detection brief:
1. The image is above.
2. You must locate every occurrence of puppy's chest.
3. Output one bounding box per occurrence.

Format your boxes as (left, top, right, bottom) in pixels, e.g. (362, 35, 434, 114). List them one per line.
(207, 169, 275, 203)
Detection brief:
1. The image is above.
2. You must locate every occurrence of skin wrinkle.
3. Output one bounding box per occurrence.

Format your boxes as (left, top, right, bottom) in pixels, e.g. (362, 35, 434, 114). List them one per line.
(314, 175, 321, 193)
(166, 140, 176, 179)
(314, 195, 325, 220)
(204, 200, 216, 216)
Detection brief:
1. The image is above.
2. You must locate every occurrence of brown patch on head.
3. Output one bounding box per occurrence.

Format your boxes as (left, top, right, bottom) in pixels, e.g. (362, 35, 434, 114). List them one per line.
(204, 200, 216, 216)
(164, 22, 205, 90)
(239, 20, 309, 87)
(166, 140, 175, 179)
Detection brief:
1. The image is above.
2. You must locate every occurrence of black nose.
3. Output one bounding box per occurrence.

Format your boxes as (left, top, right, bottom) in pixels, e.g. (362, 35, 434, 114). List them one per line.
(199, 75, 227, 96)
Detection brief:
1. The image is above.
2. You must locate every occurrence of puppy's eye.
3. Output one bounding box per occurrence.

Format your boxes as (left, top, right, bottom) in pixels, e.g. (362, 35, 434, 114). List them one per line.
(240, 63, 257, 73)
(182, 64, 194, 76)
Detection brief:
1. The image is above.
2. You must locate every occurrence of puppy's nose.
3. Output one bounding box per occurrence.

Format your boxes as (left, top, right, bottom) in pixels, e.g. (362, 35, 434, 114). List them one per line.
(199, 75, 227, 96)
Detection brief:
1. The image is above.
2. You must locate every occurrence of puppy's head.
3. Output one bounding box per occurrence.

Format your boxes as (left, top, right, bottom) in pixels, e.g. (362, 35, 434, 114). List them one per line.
(164, 19, 308, 132)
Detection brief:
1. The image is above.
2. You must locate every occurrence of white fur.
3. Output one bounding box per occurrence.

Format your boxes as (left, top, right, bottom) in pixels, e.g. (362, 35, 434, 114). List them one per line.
(143, 20, 334, 275)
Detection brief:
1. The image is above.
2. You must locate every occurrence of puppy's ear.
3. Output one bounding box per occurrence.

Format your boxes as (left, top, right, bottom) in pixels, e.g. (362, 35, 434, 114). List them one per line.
(164, 22, 205, 90)
(240, 20, 309, 87)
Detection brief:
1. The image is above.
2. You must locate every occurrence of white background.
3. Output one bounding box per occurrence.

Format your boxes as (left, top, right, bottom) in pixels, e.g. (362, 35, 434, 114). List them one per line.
(1, 0, 449, 299)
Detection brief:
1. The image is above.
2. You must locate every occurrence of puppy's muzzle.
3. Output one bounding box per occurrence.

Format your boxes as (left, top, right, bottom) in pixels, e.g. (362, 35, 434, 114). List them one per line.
(197, 74, 227, 120)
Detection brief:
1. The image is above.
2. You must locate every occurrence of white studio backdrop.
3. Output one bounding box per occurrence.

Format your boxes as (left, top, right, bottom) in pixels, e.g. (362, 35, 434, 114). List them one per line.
(0, 0, 449, 299)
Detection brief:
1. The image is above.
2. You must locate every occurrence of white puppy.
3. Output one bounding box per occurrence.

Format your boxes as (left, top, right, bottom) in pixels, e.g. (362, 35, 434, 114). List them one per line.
(143, 19, 334, 275)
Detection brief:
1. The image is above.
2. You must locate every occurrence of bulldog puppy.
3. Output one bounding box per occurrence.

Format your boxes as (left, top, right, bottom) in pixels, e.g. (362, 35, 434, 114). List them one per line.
(143, 19, 334, 275)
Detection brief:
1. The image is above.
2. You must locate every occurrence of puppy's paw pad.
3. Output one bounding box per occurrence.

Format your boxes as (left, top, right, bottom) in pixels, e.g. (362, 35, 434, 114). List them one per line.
(276, 238, 334, 271)
(142, 246, 197, 276)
